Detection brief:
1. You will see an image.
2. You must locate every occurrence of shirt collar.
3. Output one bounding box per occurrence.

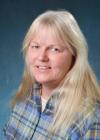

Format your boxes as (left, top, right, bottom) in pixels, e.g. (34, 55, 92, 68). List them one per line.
(31, 82, 60, 115)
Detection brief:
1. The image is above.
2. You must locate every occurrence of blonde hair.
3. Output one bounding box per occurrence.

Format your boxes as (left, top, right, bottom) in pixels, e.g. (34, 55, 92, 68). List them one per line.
(12, 10, 100, 135)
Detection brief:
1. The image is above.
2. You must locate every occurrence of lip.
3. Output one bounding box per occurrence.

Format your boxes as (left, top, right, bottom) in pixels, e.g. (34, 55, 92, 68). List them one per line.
(37, 66, 51, 69)
(35, 65, 51, 70)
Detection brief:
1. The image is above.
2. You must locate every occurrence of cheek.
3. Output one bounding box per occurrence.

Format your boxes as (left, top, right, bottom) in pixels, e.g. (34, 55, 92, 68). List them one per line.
(56, 55, 73, 72)
(26, 50, 34, 65)
(25, 53, 35, 76)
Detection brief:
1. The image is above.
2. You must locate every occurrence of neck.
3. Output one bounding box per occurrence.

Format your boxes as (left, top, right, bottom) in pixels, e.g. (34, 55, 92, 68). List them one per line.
(41, 83, 59, 100)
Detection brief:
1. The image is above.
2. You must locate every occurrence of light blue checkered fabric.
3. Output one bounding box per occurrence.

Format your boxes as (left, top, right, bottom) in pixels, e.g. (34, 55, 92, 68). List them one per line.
(4, 83, 100, 140)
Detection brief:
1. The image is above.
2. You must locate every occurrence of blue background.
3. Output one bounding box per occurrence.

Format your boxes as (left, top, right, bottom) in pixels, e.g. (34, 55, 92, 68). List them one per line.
(0, 0, 100, 138)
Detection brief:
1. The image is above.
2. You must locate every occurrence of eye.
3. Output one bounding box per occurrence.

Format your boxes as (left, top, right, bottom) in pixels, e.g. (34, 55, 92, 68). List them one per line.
(51, 47, 61, 53)
(31, 45, 40, 49)
(33, 45, 39, 48)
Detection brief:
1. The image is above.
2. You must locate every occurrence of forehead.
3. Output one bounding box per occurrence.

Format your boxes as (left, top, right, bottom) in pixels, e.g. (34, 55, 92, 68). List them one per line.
(31, 25, 63, 45)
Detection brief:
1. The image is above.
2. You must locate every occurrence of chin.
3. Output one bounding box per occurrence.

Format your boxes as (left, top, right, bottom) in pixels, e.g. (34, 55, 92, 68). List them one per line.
(35, 79, 51, 85)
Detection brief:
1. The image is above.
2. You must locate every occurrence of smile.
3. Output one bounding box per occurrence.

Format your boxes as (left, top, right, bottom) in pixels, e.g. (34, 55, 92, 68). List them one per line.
(36, 66, 51, 70)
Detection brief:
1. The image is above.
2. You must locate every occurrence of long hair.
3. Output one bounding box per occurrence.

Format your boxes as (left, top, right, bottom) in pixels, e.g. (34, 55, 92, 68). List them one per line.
(12, 10, 100, 134)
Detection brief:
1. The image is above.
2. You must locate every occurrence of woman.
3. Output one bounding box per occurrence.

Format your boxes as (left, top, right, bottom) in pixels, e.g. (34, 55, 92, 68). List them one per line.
(4, 10, 100, 139)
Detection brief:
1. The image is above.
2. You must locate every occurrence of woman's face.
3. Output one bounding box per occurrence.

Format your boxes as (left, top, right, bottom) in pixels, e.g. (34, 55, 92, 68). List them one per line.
(26, 27, 73, 88)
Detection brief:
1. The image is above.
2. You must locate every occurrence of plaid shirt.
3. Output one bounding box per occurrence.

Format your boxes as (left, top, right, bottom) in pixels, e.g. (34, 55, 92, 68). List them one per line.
(4, 83, 100, 140)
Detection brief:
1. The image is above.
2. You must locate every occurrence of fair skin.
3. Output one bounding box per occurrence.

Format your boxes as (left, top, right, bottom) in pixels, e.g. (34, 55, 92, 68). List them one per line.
(26, 27, 73, 99)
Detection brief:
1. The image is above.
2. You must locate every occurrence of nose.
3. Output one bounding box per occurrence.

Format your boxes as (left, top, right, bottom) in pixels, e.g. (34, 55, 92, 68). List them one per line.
(38, 48, 49, 62)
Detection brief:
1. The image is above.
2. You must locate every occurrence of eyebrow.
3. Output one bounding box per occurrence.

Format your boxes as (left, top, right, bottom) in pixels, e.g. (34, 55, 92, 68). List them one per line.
(30, 41, 62, 47)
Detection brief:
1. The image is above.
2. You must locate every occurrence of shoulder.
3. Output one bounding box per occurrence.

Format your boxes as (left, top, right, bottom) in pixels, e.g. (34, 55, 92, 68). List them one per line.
(80, 103, 100, 139)
(68, 103, 100, 139)
(89, 103, 100, 128)
(83, 103, 100, 139)
(4, 96, 35, 137)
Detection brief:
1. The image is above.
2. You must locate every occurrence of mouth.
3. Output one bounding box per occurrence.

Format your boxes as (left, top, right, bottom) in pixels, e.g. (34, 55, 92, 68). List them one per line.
(36, 66, 51, 70)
